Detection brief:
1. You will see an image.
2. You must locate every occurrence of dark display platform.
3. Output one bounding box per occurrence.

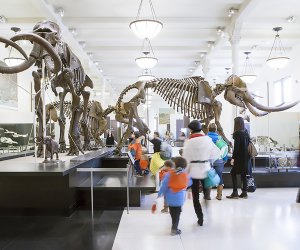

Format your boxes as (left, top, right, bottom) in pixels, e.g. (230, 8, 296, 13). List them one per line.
(0, 148, 114, 216)
(0, 148, 156, 215)
(1, 150, 298, 216)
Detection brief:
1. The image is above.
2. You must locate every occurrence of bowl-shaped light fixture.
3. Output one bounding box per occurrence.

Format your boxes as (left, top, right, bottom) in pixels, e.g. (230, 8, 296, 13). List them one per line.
(130, 19, 163, 39)
(138, 69, 156, 81)
(135, 38, 158, 69)
(3, 27, 25, 66)
(129, 0, 163, 39)
(136, 56, 158, 69)
(240, 52, 256, 84)
(266, 27, 290, 69)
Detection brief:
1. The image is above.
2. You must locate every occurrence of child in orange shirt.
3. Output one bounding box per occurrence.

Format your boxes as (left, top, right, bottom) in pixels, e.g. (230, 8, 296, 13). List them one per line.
(159, 160, 174, 213)
(128, 131, 144, 176)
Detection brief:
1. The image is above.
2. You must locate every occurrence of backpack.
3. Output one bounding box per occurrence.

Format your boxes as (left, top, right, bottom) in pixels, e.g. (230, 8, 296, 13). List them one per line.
(160, 141, 172, 160)
(140, 154, 149, 170)
(215, 136, 228, 159)
(168, 169, 189, 192)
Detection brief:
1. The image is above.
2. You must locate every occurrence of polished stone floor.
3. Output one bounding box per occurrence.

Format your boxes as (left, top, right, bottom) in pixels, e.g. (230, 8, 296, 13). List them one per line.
(113, 188, 300, 250)
(0, 210, 122, 250)
(0, 188, 299, 250)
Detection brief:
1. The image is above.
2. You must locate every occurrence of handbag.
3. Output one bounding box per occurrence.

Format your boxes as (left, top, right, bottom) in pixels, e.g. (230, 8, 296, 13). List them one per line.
(248, 141, 258, 158)
(204, 168, 220, 188)
(246, 175, 256, 193)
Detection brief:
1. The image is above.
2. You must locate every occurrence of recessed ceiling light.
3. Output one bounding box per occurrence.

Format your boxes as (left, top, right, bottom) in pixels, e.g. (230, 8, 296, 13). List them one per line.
(69, 27, 77, 36)
(78, 41, 86, 49)
(87, 52, 93, 59)
(228, 8, 238, 17)
(0, 15, 7, 23)
(207, 41, 215, 48)
(55, 7, 64, 17)
(286, 16, 296, 23)
(216, 26, 224, 35)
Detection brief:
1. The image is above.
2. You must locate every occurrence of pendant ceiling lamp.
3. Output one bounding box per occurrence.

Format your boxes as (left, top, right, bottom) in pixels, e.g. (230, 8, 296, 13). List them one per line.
(135, 38, 158, 69)
(266, 27, 290, 69)
(129, 0, 163, 39)
(240, 52, 256, 84)
(138, 69, 156, 81)
(3, 27, 25, 66)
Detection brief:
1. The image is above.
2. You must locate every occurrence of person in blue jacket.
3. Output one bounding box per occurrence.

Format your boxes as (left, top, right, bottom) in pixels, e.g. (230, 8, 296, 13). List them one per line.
(207, 123, 228, 200)
(157, 157, 192, 236)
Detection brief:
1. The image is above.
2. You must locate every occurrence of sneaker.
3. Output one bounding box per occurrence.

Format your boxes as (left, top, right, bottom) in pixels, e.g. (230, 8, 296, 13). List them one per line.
(239, 192, 248, 199)
(226, 192, 239, 199)
(134, 174, 144, 178)
(170, 229, 182, 236)
(161, 207, 169, 213)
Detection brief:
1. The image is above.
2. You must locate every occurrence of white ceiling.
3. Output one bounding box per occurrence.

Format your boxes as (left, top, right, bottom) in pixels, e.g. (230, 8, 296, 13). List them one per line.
(1, 0, 300, 100)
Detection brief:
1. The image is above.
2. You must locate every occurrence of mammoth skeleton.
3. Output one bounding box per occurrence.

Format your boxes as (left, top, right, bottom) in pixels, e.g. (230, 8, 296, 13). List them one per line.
(0, 20, 93, 156)
(223, 75, 299, 116)
(135, 75, 299, 146)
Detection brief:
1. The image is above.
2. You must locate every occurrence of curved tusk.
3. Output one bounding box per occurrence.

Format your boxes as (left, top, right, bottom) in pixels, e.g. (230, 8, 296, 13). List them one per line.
(244, 102, 269, 116)
(11, 33, 62, 74)
(247, 95, 300, 112)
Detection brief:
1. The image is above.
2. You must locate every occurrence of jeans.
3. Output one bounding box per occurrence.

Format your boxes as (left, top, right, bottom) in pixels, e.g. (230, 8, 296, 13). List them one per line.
(230, 170, 247, 192)
(213, 159, 224, 185)
(134, 160, 142, 175)
(191, 178, 204, 220)
(169, 206, 182, 230)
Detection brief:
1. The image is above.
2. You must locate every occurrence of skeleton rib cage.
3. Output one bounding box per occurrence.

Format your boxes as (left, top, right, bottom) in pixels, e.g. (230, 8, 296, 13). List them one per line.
(145, 77, 214, 121)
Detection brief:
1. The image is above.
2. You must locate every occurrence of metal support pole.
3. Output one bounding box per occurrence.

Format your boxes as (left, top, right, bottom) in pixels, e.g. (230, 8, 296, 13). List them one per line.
(32, 93, 37, 164)
(77, 167, 130, 217)
(90, 171, 94, 220)
(267, 81, 271, 169)
(126, 164, 129, 214)
(42, 61, 46, 158)
(146, 88, 150, 152)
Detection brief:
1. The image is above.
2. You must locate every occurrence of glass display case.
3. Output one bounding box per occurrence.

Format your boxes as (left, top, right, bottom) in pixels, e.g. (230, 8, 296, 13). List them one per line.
(250, 112, 300, 172)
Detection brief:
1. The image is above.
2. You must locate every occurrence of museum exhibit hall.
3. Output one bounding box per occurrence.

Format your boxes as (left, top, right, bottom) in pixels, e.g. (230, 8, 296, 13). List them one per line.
(0, 0, 299, 250)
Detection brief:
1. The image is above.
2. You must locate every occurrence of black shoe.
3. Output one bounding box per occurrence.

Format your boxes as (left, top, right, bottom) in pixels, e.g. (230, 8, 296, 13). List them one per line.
(239, 192, 248, 199)
(197, 218, 203, 226)
(226, 192, 239, 199)
(171, 229, 182, 236)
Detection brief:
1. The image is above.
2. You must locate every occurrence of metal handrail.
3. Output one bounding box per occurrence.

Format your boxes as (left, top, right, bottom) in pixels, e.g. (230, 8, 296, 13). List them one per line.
(77, 164, 131, 219)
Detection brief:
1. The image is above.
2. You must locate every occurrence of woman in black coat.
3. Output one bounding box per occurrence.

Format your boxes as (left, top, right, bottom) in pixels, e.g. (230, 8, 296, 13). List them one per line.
(227, 117, 251, 199)
(106, 131, 115, 147)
